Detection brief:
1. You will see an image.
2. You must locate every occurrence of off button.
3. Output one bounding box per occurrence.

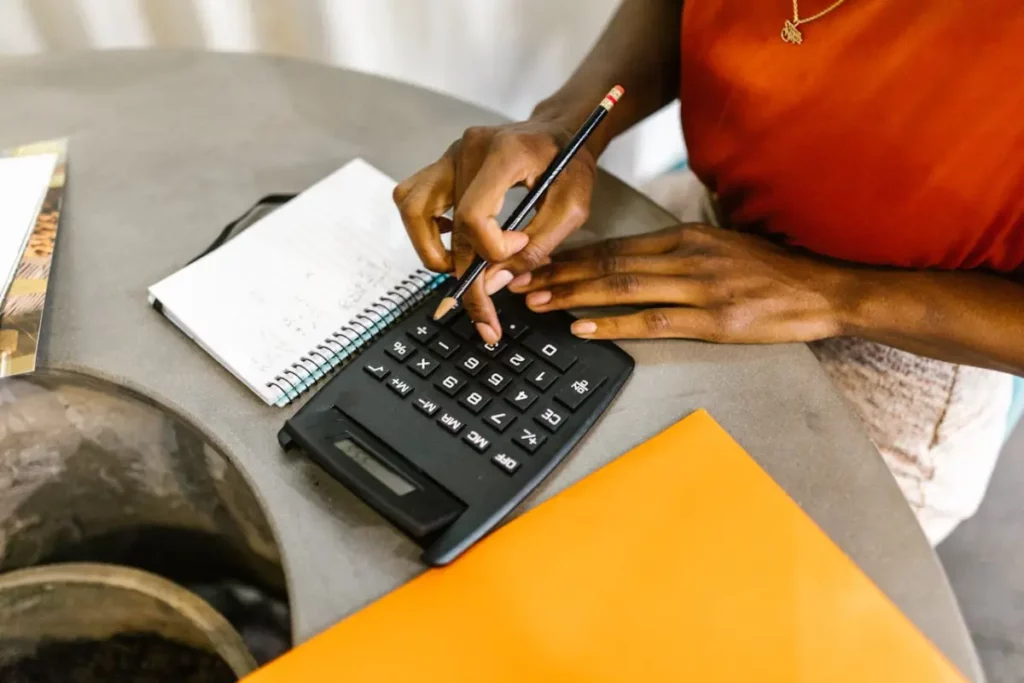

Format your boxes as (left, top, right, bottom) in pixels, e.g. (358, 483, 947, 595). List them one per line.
(491, 452, 521, 475)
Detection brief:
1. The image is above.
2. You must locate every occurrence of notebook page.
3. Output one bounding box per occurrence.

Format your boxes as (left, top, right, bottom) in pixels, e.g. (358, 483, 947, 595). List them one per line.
(0, 153, 57, 304)
(148, 159, 424, 404)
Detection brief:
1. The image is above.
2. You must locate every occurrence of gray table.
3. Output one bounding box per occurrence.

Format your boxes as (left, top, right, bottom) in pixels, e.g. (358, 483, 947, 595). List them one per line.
(0, 50, 980, 679)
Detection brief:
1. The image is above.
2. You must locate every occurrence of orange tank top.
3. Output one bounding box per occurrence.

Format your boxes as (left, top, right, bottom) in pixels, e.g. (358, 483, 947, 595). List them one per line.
(679, 2, 1024, 279)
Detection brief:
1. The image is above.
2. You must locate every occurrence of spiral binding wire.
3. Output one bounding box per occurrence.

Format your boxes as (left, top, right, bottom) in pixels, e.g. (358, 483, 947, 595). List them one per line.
(267, 268, 448, 406)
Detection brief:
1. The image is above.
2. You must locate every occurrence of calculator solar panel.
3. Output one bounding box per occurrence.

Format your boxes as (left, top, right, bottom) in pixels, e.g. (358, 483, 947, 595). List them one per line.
(279, 287, 634, 565)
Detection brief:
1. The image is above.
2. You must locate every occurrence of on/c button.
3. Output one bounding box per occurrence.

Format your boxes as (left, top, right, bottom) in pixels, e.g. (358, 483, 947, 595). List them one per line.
(491, 452, 521, 475)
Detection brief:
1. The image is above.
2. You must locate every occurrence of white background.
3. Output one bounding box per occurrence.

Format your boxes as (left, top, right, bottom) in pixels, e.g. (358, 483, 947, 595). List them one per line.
(0, 0, 687, 186)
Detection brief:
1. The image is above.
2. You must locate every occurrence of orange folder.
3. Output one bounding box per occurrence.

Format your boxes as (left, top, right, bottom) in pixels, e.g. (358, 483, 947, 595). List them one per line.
(246, 410, 966, 682)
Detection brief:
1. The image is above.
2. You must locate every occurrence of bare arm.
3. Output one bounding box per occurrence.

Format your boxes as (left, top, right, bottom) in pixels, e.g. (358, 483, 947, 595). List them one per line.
(532, 0, 685, 157)
(394, 0, 686, 343)
(842, 268, 1024, 375)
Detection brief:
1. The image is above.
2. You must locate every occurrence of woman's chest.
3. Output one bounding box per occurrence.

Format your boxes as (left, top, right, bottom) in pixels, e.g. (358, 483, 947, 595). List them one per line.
(679, 1, 1024, 275)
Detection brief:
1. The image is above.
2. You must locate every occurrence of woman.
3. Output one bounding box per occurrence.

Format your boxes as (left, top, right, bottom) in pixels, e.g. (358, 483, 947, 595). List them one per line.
(393, 1, 1024, 544)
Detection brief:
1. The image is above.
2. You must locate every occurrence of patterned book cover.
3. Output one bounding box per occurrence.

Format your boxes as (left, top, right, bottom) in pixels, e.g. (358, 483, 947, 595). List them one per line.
(0, 138, 67, 377)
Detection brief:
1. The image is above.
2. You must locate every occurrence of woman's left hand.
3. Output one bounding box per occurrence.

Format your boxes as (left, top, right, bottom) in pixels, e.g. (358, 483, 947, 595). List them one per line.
(508, 224, 851, 343)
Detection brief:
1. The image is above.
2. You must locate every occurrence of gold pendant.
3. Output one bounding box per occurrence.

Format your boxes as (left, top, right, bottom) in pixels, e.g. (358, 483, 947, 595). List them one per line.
(781, 19, 803, 44)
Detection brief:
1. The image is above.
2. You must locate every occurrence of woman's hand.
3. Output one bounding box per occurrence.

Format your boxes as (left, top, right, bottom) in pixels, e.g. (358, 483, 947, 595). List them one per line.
(509, 224, 850, 343)
(392, 119, 597, 343)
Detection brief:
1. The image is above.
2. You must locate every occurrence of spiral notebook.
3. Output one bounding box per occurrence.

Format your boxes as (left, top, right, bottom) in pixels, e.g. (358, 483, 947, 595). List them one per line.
(148, 159, 448, 407)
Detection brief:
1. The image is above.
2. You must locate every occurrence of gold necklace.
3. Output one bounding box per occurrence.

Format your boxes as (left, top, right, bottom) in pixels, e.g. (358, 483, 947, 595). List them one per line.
(781, 0, 849, 45)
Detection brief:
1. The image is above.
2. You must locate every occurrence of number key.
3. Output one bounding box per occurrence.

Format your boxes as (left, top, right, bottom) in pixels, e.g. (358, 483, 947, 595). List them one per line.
(434, 372, 466, 397)
(458, 387, 491, 414)
(482, 405, 517, 433)
(505, 384, 539, 411)
(500, 349, 533, 374)
(525, 365, 558, 391)
(482, 369, 512, 392)
(385, 339, 414, 361)
(522, 334, 576, 372)
(456, 353, 487, 377)
(477, 340, 506, 358)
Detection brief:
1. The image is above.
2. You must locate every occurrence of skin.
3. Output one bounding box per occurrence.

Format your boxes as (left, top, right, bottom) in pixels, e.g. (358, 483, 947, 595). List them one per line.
(394, 0, 1024, 376)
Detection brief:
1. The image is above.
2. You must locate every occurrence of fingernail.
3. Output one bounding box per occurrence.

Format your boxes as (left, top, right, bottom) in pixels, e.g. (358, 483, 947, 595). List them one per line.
(571, 320, 598, 337)
(508, 272, 532, 291)
(526, 291, 551, 307)
(485, 269, 514, 295)
(475, 322, 499, 345)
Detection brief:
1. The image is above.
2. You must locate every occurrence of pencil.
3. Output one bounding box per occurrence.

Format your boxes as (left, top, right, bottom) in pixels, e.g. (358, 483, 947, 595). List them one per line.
(432, 84, 624, 321)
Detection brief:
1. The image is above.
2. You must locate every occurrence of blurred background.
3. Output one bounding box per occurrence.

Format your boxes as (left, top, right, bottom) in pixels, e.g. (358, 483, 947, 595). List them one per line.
(0, 0, 686, 188)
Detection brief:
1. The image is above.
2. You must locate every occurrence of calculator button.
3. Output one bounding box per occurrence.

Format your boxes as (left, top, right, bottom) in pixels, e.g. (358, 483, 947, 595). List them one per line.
(492, 452, 521, 475)
(385, 339, 415, 361)
(456, 353, 487, 377)
(434, 372, 466, 397)
(525, 365, 559, 391)
(413, 395, 441, 417)
(363, 363, 390, 381)
(450, 315, 477, 341)
(505, 384, 539, 411)
(481, 369, 512, 393)
(534, 405, 567, 432)
(458, 388, 491, 414)
(437, 411, 466, 435)
(483, 406, 517, 433)
(429, 334, 460, 359)
(500, 350, 533, 374)
(409, 354, 440, 378)
(477, 341, 507, 358)
(503, 319, 529, 340)
(522, 334, 577, 372)
(554, 366, 607, 411)
(463, 429, 491, 453)
(407, 322, 438, 344)
(512, 426, 546, 454)
(387, 375, 414, 398)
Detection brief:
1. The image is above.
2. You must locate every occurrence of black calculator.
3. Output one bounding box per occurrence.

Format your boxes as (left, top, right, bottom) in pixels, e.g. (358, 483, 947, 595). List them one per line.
(279, 287, 634, 565)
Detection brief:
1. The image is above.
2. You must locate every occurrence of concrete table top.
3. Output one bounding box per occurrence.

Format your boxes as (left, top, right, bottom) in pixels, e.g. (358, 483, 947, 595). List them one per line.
(0, 49, 980, 679)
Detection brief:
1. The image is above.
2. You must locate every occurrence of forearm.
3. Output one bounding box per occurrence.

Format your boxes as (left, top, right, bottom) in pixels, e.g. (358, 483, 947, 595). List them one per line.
(838, 268, 1024, 375)
(531, 0, 684, 156)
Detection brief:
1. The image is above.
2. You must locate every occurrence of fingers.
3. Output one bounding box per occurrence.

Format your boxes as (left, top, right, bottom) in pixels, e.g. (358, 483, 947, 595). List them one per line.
(394, 154, 457, 272)
(509, 254, 693, 293)
(524, 274, 708, 312)
(451, 229, 501, 344)
(551, 225, 685, 262)
(569, 308, 719, 340)
(454, 137, 545, 263)
(500, 166, 594, 272)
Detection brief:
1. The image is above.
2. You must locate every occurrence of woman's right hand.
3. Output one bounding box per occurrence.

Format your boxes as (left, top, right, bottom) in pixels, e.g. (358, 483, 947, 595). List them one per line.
(393, 118, 597, 343)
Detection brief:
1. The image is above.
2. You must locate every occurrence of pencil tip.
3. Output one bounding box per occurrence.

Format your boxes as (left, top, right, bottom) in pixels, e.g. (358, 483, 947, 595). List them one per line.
(433, 297, 458, 321)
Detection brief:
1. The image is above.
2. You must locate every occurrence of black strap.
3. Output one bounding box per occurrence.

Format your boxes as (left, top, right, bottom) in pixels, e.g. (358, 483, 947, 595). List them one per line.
(188, 193, 297, 264)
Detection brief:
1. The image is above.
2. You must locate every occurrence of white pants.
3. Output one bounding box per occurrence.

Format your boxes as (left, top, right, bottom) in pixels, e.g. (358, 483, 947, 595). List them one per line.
(643, 169, 1014, 546)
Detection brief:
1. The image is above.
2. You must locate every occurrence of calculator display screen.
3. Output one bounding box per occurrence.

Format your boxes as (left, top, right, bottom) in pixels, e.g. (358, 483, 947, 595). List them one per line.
(334, 439, 416, 496)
